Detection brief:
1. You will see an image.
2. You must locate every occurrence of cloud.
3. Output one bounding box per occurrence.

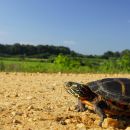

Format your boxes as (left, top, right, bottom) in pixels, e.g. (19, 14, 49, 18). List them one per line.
(63, 40, 76, 45)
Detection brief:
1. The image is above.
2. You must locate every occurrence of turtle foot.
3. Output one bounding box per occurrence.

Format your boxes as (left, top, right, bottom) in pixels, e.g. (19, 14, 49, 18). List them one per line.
(75, 105, 87, 112)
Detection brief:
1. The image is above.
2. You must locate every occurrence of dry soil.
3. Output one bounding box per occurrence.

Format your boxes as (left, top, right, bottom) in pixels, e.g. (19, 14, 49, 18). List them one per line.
(0, 72, 130, 130)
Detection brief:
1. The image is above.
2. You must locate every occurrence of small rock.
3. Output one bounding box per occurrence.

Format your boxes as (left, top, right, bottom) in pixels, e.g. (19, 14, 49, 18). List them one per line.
(23, 113, 29, 118)
(0, 107, 4, 112)
(58, 72, 62, 75)
(12, 111, 23, 116)
(65, 119, 71, 124)
(11, 111, 17, 116)
(88, 128, 102, 130)
(76, 123, 87, 130)
(5, 94, 10, 98)
(67, 106, 75, 111)
(60, 120, 67, 125)
(27, 105, 34, 111)
(26, 96, 33, 100)
(52, 83, 57, 87)
(32, 118, 37, 121)
(12, 119, 21, 124)
(126, 127, 130, 130)
(28, 118, 33, 122)
(16, 104, 22, 108)
(14, 93, 19, 97)
(102, 118, 126, 129)
(55, 116, 67, 125)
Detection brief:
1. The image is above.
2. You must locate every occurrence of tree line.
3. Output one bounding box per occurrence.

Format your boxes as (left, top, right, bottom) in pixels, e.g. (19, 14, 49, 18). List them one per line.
(0, 43, 76, 58)
(0, 43, 130, 59)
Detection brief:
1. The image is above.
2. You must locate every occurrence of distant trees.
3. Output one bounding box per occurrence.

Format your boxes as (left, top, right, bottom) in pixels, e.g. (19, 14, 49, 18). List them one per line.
(102, 51, 120, 59)
(0, 43, 130, 63)
(0, 43, 72, 58)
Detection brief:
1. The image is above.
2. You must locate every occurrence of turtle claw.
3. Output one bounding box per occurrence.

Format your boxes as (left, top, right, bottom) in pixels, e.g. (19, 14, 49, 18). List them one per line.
(98, 121, 102, 127)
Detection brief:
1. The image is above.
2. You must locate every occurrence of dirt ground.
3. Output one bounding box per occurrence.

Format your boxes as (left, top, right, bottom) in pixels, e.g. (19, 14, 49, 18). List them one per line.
(0, 72, 130, 130)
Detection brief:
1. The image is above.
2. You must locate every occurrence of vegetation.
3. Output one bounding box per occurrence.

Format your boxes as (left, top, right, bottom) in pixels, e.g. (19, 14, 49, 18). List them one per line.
(0, 43, 130, 73)
(0, 43, 77, 58)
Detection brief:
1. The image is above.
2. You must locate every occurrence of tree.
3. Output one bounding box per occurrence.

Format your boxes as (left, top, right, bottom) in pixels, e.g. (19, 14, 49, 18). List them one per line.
(102, 51, 115, 59)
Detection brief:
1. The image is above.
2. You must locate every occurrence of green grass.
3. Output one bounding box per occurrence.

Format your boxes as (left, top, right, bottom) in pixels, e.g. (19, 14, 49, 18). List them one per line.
(0, 57, 130, 73)
(0, 60, 55, 72)
(0, 57, 96, 73)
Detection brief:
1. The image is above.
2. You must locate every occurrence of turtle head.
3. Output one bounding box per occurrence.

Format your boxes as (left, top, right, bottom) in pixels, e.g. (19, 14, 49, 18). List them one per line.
(64, 81, 93, 99)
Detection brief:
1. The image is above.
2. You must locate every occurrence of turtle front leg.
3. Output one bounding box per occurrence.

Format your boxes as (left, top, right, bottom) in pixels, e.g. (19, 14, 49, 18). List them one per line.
(75, 98, 87, 112)
(94, 101, 107, 127)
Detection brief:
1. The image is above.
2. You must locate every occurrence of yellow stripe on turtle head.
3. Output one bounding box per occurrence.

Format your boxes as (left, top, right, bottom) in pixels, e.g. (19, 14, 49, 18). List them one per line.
(116, 79, 126, 96)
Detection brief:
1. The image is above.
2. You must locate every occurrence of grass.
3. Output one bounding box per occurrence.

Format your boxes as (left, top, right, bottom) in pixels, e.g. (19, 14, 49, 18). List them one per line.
(0, 57, 96, 73)
(0, 57, 130, 73)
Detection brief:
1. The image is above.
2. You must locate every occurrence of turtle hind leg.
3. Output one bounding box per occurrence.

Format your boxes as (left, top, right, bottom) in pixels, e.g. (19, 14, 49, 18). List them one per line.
(94, 101, 107, 127)
(75, 99, 87, 112)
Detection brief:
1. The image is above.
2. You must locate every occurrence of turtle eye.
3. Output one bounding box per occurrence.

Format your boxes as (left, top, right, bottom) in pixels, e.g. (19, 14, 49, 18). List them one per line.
(64, 82, 72, 87)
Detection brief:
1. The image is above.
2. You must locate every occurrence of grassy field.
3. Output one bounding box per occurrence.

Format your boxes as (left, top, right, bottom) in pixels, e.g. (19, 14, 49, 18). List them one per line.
(0, 56, 129, 73)
(0, 57, 91, 73)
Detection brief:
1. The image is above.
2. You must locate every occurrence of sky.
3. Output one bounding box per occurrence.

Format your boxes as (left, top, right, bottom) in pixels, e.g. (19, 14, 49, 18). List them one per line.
(0, 0, 130, 55)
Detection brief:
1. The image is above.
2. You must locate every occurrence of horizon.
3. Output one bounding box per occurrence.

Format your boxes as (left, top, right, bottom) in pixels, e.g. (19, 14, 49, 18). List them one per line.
(0, 0, 130, 55)
(0, 42, 128, 56)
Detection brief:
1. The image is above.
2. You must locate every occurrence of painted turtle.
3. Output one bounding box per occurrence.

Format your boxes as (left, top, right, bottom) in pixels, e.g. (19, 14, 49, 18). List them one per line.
(64, 78, 130, 126)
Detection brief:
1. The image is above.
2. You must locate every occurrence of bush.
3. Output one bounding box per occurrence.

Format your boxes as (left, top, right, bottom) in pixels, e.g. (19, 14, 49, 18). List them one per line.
(54, 54, 80, 69)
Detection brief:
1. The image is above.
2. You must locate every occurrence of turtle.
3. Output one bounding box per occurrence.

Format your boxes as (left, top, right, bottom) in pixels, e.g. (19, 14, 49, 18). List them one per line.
(64, 78, 130, 126)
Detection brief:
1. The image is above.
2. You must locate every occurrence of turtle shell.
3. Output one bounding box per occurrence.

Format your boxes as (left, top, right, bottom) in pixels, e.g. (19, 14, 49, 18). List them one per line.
(87, 78, 130, 104)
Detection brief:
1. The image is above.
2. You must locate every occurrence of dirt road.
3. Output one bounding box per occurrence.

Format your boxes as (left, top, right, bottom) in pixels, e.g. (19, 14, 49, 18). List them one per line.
(0, 72, 130, 130)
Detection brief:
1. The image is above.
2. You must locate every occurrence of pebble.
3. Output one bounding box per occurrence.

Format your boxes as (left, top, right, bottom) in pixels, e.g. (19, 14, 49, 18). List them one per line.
(28, 118, 33, 122)
(67, 106, 75, 111)
(16, 104, 22, 108)
(76, 123, 87, 130)
(14, 93, 19, 97)
(12, 119, 21, 124)
(23, 113, 29, 118)
(60, 120, 67, 125)
(26, 96, 33, 100)
(11, 111, 23, 116)
(88, 128, 102, 130)
(27, 105, 34, 111)
(126, 127, 130, 130)
(102, 118, 126, 129)
(0, 107, 4, 112)
(65, 119, 71, 124)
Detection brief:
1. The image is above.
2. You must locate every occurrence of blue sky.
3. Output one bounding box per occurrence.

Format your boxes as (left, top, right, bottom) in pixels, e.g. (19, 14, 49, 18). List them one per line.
(0, 0, 130, 55)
